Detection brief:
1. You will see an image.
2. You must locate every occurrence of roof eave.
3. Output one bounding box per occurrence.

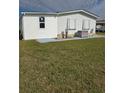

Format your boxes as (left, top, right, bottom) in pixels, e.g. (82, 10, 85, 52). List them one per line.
(21, 9, 99, 19)
(57, 10, 99, 19)
(21, 12, 57, 15)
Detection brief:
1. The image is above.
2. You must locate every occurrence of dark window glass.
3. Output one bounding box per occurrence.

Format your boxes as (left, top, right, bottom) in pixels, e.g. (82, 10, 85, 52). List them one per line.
(39, 17, 45, 22)
(40, 23, 45, 28)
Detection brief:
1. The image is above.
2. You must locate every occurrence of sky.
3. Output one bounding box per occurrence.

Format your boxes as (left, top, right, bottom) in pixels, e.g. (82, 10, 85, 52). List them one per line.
(19, 0, 105, 19)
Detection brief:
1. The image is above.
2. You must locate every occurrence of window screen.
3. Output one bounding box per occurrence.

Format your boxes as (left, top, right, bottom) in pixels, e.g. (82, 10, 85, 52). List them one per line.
(70, 19, 75, 29)
(83, 20, 90, 29)
(67, 19, 76, 30)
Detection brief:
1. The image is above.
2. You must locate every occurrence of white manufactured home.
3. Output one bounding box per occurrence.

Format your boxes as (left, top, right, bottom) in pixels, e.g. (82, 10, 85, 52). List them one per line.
(20, 10, 98, 40)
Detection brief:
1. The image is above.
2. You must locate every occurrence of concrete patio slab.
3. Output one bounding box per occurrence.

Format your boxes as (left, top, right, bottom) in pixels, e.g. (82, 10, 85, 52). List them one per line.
(36, 35, 105, 43)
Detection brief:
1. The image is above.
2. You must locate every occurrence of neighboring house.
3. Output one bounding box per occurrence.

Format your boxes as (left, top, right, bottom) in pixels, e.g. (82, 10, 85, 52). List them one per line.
(96, 19, 105, 32)
(20, 10, 98, 40)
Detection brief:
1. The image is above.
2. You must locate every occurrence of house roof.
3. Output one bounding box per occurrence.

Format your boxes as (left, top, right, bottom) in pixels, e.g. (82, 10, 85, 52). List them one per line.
(96, 19, 105, 24)
(21, 9, 99, 19)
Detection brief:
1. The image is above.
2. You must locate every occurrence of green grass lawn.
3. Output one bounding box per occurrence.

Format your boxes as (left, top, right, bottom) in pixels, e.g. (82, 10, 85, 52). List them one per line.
(96, 32, 105, 35)
(20, 38, 105, 93)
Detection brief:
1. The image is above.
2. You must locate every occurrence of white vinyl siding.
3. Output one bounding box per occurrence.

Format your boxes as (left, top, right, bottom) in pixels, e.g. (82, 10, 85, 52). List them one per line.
(83, 20, 90, 29)
(22, 15, 58, 40)
(58, 13, 96, 35)
(68, 19, 76, 30)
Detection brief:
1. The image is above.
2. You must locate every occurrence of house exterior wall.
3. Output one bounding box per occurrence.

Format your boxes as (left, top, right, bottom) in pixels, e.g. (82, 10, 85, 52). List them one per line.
(22, 15, 58, 40)
(57, 13, 96, 38)
(22, 12, 96, 40)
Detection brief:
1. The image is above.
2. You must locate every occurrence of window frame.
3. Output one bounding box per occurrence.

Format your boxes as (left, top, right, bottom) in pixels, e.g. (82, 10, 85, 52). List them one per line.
(67, 18, 76, 30)
(83, 19, 90, 30)
(39, 17, 45, 28)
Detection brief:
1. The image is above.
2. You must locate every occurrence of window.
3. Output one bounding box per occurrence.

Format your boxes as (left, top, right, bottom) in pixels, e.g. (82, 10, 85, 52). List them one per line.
(39, 17, 45, 28)
(39, 17, 45, 22)
(83, 20, 90, 30)
(67, 18, 76, 30)
(40, 23, 45, 28)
